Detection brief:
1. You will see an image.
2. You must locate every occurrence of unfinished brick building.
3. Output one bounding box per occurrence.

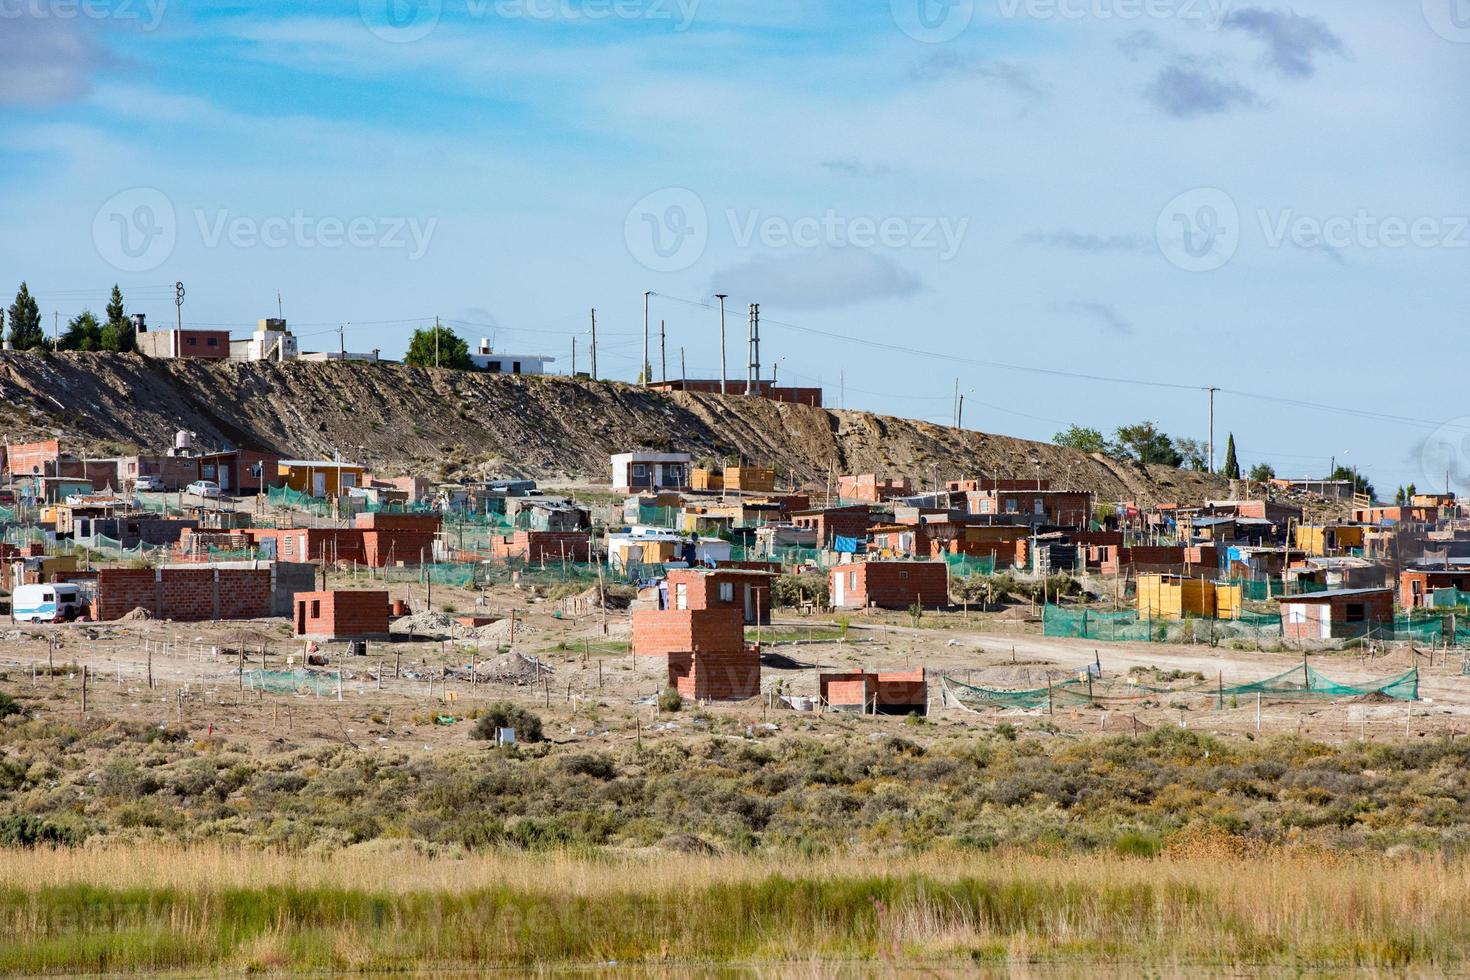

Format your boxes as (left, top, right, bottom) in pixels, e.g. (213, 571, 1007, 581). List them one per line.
(488, 530, 592, 564)
(820, 668, 928, 715)
(662, 567, 775, 625)
(294, 590, 390, 640)
(632, 605, 759, 701)
(829, 560, 949, 610)
(88, 566, 272, 621)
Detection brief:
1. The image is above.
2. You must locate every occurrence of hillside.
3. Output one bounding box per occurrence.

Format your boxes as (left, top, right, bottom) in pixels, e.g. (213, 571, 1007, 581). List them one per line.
(0, 351, 1228, 505)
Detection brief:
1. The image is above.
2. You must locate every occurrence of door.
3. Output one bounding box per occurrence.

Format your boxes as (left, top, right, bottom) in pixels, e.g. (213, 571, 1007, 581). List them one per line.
(833, 571, 844, 607)
(312, 472, 326, 497)
(744, 584, 754, 624)
(218, 466, 232, 492)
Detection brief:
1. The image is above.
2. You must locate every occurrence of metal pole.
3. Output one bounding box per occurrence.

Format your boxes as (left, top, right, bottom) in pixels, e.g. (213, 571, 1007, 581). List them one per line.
(589, 308, 597, 380)
(715, 294, 728, 394)
(642, 291, 651, 385)
(1206, 386, 1218, 473)
(660, 319, 666, 383)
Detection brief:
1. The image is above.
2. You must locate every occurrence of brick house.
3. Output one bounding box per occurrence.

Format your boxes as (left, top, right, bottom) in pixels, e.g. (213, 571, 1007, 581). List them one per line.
(1399, 567, 1470, 609)
(1277, 588, 1394, 640)
(489, 530, 592, 564)
(964, 488, 1093, 528)
(294, 590, 390, 640)
(820, 668, 928, 715)
(632, 605, 759, 701)
(610, 452, 692, 494)
(136, 328, 231, 360)
(829, 560, 949, 610)
(196, 450, 280, 495)
(837, 474, 911, 503)
(662, 567, 775, 625)
(791, 505, 874, 548)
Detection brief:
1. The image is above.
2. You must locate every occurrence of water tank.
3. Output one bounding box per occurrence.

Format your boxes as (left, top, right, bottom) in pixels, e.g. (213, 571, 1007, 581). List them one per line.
(174, 430, 194, 452)
(132, 313, 147, 332)
(478, 338, 492, 355)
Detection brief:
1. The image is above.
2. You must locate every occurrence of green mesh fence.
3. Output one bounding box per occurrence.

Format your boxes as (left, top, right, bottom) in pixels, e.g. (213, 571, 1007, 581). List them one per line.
(944, 553, 996, 578)
(1222, 664, 1418, 702)
(244, 668, 339, 696)
(0, 506, 16, 522)
(947, 664, 1418, 710)
(636, 506, 681, 528)
(772, 546, 823, 567)
(1042, 605, 1285, 644)
(1223, 578, 1331, 601)
(1431, 588, 1470, 609)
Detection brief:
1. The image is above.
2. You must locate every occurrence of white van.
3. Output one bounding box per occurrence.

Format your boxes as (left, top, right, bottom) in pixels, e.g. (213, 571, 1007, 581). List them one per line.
(11, 584, 86, 624)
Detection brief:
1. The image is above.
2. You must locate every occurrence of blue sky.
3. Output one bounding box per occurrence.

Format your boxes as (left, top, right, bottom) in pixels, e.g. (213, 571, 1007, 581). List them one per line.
(2, 0, 1469, 496)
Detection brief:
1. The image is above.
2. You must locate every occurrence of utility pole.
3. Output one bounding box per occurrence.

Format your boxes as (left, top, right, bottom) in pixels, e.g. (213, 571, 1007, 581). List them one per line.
(571, 336, 577, 376)
(660, 319, 666, 383)
(642, 291, 652, 386)
(746, 303, 760, 395)
(1206, 386, 1218, 473)
(589, 308, 598, 380)
(53, 312, 58, 347)
(338, 322, 346, 359)
(434, 315, 441, 369)
(958, 393, 965, 430)
(715, 294, 728, 394)
(174, 281, 185, 334)
(953, 378, 960, 427)
(680, 346, 686, 381)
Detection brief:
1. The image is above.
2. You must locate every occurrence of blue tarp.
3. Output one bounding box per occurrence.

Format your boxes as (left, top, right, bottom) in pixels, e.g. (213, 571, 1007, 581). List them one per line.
(833, 535, 866, 554)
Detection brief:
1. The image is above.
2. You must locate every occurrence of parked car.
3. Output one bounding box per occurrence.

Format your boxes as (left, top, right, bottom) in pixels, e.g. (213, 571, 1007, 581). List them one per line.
(12, 584, 86, 623)
(133, 475, 165, 492)
(186, 480, 221, 498)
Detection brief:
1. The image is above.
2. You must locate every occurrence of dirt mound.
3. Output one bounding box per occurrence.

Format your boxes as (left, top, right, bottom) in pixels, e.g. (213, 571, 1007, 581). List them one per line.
(476, 651, 551, 684)
(473, 618, 540, 642)
(0, 351, 1244, 505)
(390, 610, 458, 637)
(117, 607, 153, 622)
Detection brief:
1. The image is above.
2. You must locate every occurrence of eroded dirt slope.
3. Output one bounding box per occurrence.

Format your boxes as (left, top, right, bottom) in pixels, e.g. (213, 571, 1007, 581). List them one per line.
(0, 352, 1228, 505)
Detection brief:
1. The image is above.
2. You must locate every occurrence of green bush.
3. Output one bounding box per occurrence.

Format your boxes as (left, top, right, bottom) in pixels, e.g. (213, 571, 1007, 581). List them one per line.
(0, 814, 80, 847)
(0, 690, 25, 720)
(470, 703, 544, 743)
(1114, 832, 1162, 858)
(657, 688, 683, 713)
(772, 573, 828, 609)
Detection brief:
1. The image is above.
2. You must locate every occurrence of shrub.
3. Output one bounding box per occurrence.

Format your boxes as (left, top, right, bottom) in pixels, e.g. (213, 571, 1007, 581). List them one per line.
(1114, 832, 1162, 858)
(558, 753, 618, 780)
(772, 574, 828, 609)
(470, 703, 544, 743)
(0, 690, 25, 720)
(657, 688, 683, 713)
(0, 814, 80, 847)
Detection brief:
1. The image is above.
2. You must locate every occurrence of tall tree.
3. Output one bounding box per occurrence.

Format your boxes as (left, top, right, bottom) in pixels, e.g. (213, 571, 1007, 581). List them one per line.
(101, 284, 135, 353)
(1222, 433, 1240, 479)
(57, 311, 103, 351)
(7, 282, 45, 351)
(1112, 422, 1183, 467)
(404, 323, 471, 370)
(1052, 425, 1107, 455)
(1249, 462, 1276, 483)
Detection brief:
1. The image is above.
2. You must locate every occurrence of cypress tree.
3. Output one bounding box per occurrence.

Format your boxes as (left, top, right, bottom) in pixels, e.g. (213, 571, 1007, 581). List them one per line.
(1222, 433, 1240, 480)
(6, 282, 45, 351)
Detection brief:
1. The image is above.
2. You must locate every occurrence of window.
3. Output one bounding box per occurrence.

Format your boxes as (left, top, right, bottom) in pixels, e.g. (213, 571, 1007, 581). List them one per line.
(849, 572, 858, 590)
(487, 361, 501, 373)
(900, 570, 909, 580)
(512, 361, 522, 374)
(1344, 603, 1366, 622)
(675, 583, 688, 610)
(186, 337, 197, 346)
(207, 337, 218, 346)
(1005, 498, 1019, 514)
(632, 464, 647, 478)
(718, 582, 734, 603)
(310, 600, 321, 618)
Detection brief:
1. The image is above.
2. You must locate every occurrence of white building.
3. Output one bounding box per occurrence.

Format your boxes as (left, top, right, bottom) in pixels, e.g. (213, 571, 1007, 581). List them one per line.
(468, 338, 554, 375)
(610, 451, 692, 494)
(230, 318, 299, 362)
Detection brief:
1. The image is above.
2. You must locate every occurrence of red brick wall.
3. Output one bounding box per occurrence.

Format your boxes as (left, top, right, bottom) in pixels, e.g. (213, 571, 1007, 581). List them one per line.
(94, 567, 271, 621)
(353, 512, 443, 532)
(665, 569, 774, 623)
(671, 648, 760, 700)
(490, 531, 591, 563)
(362, 529, 436, 566)
(832, 562, 949, 610)
(94, 569, 156, 620)
(632, 607, 745, 657)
